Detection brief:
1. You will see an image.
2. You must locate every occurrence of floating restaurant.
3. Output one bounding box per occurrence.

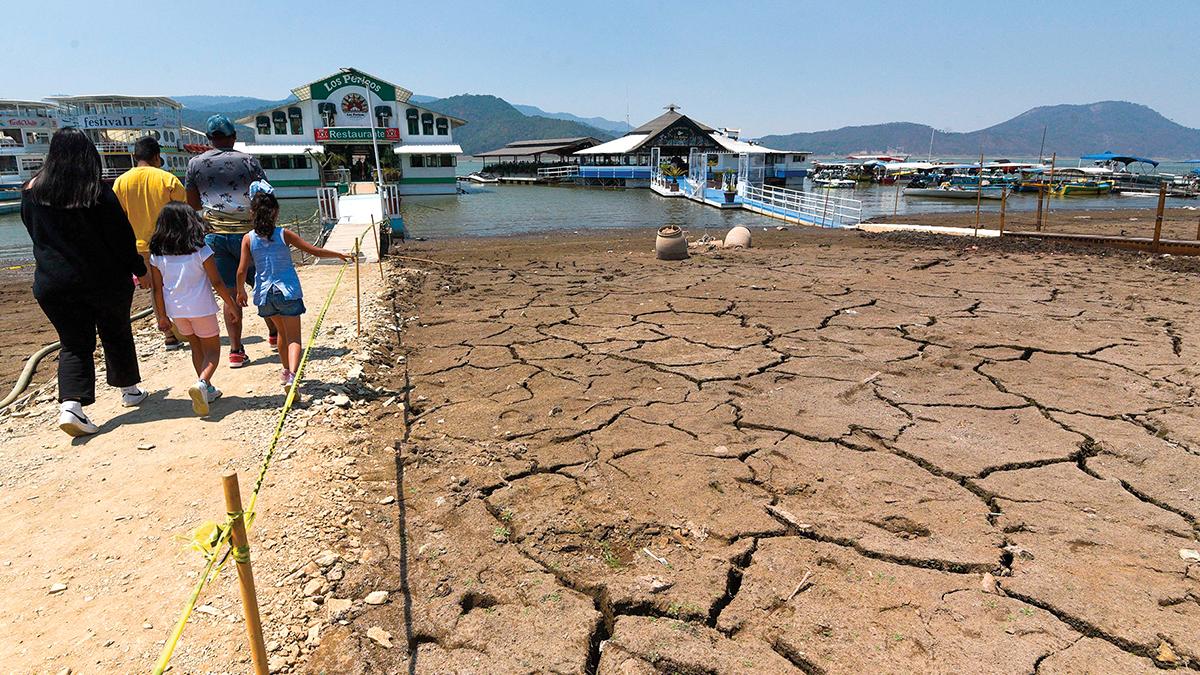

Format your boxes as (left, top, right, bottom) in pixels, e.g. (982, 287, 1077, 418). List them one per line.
(573, 105, 810, 189)
(0, 100, 59, 189)
(235, 68, 466, 197)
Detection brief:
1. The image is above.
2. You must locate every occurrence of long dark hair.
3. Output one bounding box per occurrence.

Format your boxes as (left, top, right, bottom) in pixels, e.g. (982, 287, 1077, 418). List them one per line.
(251, 192, 279, 240)
(27, 127, 102, 208)
(149, 201, 206, 255)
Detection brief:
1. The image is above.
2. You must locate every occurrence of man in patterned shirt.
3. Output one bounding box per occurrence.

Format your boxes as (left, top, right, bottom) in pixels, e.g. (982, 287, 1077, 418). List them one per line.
(186, 114, 272, 367)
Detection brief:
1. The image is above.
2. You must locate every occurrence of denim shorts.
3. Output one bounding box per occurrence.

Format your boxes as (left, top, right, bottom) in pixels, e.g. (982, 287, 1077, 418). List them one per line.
(204, 232, 252, 289)
(258, 288, 306, 318)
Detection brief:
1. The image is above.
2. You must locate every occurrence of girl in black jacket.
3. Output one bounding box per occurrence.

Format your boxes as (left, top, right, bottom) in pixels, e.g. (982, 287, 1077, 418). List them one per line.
(22, 128, 148, 436)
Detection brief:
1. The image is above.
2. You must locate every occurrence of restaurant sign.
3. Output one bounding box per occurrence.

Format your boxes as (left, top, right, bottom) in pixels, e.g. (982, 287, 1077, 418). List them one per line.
(309, 70, 397, 102)
(314, 127, 400, 142)
(59, 113, 164, 130)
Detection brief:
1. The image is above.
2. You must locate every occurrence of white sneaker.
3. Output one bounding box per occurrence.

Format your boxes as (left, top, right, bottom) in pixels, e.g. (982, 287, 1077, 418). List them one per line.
(120, 387, 148, 407)
(207, 383, 223, 403)
(188, 381, 211, 417)
(58, 408, 99, 437)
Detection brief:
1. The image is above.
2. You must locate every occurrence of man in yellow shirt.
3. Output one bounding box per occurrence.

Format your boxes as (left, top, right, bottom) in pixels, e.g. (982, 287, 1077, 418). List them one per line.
(114, 136, 186, 347)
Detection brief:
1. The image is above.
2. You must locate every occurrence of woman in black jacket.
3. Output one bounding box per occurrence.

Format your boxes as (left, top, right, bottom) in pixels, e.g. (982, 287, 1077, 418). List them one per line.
(22, 127, 149, 436)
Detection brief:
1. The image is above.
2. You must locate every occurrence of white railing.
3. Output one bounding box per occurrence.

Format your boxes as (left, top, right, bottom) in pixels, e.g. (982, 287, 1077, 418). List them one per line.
(317, 187, 339, 223)
(381, 184, 401, 217)
(536, 165, 579, 179)
(740, 183, 862, 228)
(95, 141, 131, 154)
(101, 167, 129, 179)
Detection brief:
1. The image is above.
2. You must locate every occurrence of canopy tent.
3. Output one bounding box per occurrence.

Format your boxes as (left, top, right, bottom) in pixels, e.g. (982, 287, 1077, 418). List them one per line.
(1079, 151, 1159, 167)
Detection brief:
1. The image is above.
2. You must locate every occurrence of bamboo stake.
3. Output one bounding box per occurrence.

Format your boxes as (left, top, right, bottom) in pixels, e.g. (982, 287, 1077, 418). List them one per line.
(222, 472, 268, 675)
(354, 236, 362, 337)
(1152, 183, 1167, 253)
(370, 219, 385, 282)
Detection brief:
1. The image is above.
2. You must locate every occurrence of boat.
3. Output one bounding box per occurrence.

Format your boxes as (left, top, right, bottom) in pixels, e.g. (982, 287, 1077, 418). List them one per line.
(466, 171, 499, 184)
(812, 176, 855, 188)
(0, 99, 58, 190)
(904, 184, 1004, 200)
(1051, 180, 1113, 196)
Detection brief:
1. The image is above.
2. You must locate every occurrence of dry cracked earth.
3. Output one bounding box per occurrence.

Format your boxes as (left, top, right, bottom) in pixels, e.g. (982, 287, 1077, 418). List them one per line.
(309, 228, 1200, 674)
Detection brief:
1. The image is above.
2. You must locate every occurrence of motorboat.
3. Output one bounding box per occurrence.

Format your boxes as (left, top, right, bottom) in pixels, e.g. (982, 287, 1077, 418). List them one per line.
(904, 184, 1004, 200)
(812, 176, 856, 189)
(1051, 180, 1113, 196)
(465, 171, 499, 184)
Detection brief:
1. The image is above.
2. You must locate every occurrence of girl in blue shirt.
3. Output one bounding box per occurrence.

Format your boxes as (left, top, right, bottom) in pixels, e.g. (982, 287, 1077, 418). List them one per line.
(235, 182, 350, 391)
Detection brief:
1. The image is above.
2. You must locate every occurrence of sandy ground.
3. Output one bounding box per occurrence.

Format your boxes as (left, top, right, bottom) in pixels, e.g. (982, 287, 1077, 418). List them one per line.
(0, 261, 391, 673)
(300, 226, 1199, 673)
(2, 221, 1199, 674)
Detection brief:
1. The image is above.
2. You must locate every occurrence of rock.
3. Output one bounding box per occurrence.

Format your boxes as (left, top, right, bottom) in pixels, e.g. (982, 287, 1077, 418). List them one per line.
(302, 578, 325, 597)
(366, 626, 392, 649)
(48, 582, 68, 594)
(979, 572, 1002, 595)
(363, 590, 388, 605)
(136, 443, 155, 450)
(55, 668, 70, 675)
(268, 654, 288, 672)
(1180, 549, 1200, 562)
(326, 565, 344, 582)
(267, 640, 281, 652)
(306, 624, 321, 646)
(314, 550, 339, 567)
(1003, 543, 1034, 560)
(195, 604, 221, 616)
(638, 575, 673, 593)
(378, 495, 395, 505)
(330, 395, 351, 408)
(1155, 641, 1180, 665)
(326, 597, 352, 617)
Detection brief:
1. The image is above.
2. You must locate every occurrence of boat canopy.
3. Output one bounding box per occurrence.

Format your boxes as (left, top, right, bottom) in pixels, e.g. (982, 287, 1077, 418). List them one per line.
(1079, 151, 1159, 167)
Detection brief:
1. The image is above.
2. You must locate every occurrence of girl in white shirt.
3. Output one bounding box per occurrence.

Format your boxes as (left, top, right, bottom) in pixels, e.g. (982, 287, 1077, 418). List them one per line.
(149, 202, 237, 416)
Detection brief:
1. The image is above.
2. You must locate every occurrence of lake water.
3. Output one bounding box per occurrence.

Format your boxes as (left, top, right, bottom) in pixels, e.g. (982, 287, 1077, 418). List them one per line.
(3, 158, 1196, 262)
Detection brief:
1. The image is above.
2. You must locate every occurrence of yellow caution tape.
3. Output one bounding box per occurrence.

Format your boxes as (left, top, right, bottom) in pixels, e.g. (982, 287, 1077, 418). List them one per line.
(153, 262, 348, 674)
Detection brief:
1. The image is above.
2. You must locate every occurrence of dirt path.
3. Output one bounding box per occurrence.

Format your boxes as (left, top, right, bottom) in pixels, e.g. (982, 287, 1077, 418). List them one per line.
(0, 262, 387, 673)
(304, 228, 1199, 673)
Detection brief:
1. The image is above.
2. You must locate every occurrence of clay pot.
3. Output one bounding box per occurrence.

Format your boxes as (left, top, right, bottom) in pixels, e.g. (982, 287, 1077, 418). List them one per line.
(655, 225, 689, 260)
(724, 226, 752, 249)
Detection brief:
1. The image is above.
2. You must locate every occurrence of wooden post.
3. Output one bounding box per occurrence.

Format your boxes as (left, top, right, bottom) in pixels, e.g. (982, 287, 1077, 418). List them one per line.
(222, 472, 269, 675)
(369, 220, 385, 282)
(999, 186, 1007, 235)
(354, 237, 362, 337)
(1152, 182, 1167, 253)
(1032, 183, 1041, 230)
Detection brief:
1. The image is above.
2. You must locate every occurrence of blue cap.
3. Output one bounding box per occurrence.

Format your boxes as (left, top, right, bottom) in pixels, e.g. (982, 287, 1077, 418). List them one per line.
(249, 180, 275, 198)
(206, 114, 236, 137)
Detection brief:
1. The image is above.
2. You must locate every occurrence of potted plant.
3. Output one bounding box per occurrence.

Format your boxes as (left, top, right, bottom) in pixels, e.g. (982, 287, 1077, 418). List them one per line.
(723, 172, 738, 204)
(661, 164, 686, 191)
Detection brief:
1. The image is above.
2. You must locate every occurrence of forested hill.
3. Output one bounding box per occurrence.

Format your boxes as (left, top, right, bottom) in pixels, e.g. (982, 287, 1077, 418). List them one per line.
(424, 95, 613, 155)
(758, 101, 1200, 158)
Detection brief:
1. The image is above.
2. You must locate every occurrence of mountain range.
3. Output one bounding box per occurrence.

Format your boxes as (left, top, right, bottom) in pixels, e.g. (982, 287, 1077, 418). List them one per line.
(172, 94, 621, 153)
(758, 101, 1200, 159)
(172, 96, 1200, 159)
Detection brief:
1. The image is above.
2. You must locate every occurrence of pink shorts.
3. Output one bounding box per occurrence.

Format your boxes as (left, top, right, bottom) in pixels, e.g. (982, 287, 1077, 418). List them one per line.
(173, 315, 220, 339)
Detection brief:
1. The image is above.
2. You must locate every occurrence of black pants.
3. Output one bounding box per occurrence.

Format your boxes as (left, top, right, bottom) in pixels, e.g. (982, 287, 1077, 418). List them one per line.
(37, 287, 141, 406)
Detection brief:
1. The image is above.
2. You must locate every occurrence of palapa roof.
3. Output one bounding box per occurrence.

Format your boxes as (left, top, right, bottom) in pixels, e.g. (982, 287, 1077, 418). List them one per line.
(476, 136, 602, 158)
(630, 109, 714, 135)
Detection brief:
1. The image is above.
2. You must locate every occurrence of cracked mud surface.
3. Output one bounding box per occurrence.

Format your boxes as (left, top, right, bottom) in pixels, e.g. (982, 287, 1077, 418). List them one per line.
(313, 227, 1199, 673)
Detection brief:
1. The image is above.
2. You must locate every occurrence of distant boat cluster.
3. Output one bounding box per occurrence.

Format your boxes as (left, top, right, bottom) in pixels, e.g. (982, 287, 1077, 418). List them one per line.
(809, 152, 1199, 200)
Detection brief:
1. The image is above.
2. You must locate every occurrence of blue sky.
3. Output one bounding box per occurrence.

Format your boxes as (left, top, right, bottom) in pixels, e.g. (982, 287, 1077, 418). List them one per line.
(9, 0, 1199, 136)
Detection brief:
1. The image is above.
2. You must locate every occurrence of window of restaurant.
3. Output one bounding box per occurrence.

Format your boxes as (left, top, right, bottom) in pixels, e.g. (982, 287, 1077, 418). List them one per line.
(440, 154, 456, 167)
(421, 113, 434, 136)
(288, 107, 303, 135)
(256, 116, 271, 135)
(406, 108, 419, 135)
(272, 111, 287, 135)
(260, 155, 277, 170)
(410, 155, 424, 168)
(435, 118, 448, 136)
(0, 156, 17, 173)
